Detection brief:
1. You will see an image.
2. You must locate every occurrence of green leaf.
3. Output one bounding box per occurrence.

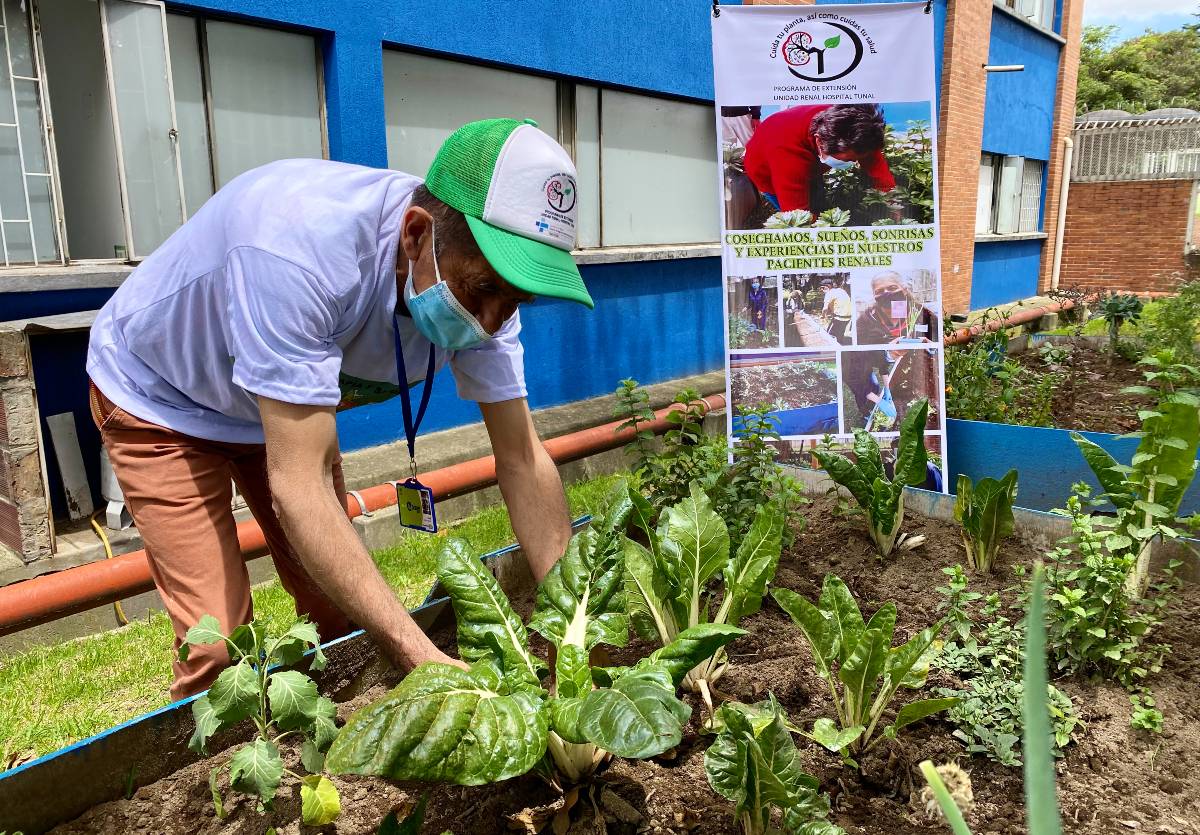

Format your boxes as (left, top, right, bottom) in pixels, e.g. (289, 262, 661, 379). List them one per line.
(824, 35, 841, 48)
(181, 614, 226, 661)
(530, 524, 629, 652)
(623, 537, 677, 643)
(300, 738, 325, 774)
(548, 695, 588, 744)
(300, 774, 341, 825)
(1024, 565, 1064, 835)
(208, 659, 261, 723)
(1071, 434, 1132, 508)
(865, 603, 897, 649)
(819, 575, 866, 666)
(326, 663, 548, 785)
(887, 698, 958, 736)
(189, 694, 223, 754)
(808, 717, 863, 753)
(813, 448, 871, 510)
(664, 483, 730, 623)
(555, 643, 592, 700)
(579, 667, 690, 758)
(309, 696, 339, 751)
(772, 588, 838, 681)
(437, 538, 541, 684)
(885, 626, 941, 690)
(839, 628, 887, 723)
(228, 738, 283, 805)
(852, 429, 886, 487)
(271, 619, 321, 668)
(208, 767, 225, 820)
(641, 622, 747, 687)
(228, 622, 264, 660)
(722, 501, 785, 624)
(893, 399, 930, 487)
(267, 670, 320, 731)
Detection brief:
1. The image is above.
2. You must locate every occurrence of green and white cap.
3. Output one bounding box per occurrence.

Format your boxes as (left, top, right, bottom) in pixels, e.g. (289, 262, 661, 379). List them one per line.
(425, 118, 592, 308)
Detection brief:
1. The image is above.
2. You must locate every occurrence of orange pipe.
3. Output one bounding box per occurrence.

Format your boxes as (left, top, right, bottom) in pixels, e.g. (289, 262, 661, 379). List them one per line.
(0, 395, 725, 636)
(944, 299, 1076, 346)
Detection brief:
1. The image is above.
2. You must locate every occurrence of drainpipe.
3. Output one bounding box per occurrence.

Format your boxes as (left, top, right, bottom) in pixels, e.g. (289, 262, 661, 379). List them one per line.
(944, 298, 1076, 346)
(1050, 136, 1074, 292)
(0, 395, 725, 636)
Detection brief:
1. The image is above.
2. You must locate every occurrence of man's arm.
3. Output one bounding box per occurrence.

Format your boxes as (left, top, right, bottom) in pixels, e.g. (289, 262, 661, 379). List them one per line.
(258, 396, 464, 672)
(480, 397, 571, 582)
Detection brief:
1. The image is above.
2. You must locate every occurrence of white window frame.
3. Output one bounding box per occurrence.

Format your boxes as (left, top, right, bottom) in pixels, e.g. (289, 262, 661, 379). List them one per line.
(977, 152, 1044, 237)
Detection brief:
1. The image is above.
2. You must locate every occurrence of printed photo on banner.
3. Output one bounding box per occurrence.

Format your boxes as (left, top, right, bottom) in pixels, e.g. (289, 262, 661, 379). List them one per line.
(842, 343, 942, 434)
(720, 101, 933, 231)
(768, 434, 945, 492)
(727, 276, 781, 349)
(782, 272, 852, 348)
(849, 268, 939, 347)
(729, 351, 839, 437)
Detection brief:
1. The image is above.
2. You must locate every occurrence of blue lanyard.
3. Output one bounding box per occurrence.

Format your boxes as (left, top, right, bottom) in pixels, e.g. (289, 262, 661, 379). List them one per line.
(393, 316, 436, 474)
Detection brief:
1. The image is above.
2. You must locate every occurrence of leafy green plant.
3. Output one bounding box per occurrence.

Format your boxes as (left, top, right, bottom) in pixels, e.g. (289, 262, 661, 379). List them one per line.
(813, 399, 930, 557)
(921, 564, 1064, 835)
(814, 208, 850, 227)
(1072, 354, 1199, 597)
(704, 697, 843, 835)
(772, 575, 956, 759)
(953, 470, 1018, 573)
(1097, 292, 1144, 354)
(1130, 691, 1164, 733)
(764, 209, 814, 228)
(1140, 277, 1200, 358)
(1038, 342, 1074, 372)
(327, 489, 743, 790)
(625, 483, 783, 710)
(730, 316, 753, 349)
(614, 378, 657, 467)
(182, 616, 340, 824)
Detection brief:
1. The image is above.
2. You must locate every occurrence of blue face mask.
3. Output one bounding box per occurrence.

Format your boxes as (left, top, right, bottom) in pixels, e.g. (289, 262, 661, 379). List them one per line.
(821, 155, 855, 170)
(403, 224, 490, 351)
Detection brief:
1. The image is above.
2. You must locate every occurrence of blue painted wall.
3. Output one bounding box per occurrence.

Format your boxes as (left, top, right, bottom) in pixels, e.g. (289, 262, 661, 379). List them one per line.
(981, 10, 1061, 160)
(0, 288, 116, 322)
(946, 419, 1200, 515)
(970, 238, 1044, 309)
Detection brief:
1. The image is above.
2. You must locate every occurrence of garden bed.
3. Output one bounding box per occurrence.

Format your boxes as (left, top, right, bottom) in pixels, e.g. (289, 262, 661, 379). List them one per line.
(46, 495, 1200, 835)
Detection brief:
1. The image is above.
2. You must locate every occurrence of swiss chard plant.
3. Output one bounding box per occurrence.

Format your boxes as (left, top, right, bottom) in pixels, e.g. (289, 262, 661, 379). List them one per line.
(813, 398, 930, 558)
(182, 615, 341, 825)
(624, 482, 784, 710)
(326, 489, 743, 792)
(704, 696, 843, 835)
(1072, 353, 1200, 597)
(771, 575, 956, 760)
(953, 470, 1018, 574)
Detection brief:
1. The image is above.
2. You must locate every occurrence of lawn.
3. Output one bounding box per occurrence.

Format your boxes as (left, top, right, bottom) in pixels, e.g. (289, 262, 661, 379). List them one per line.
(0, 474, 623, 769)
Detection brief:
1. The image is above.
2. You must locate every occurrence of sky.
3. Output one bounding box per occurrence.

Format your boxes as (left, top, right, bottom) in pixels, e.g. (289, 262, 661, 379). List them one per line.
(1084, 0, 1197, 40)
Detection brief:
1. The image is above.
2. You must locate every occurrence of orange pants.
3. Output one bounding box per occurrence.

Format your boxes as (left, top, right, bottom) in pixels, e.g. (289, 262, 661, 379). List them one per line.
(89, 383, 354, 701)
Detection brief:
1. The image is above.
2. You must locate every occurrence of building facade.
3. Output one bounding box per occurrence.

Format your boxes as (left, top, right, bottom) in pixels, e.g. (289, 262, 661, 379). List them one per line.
(0, 0, 1081, 561)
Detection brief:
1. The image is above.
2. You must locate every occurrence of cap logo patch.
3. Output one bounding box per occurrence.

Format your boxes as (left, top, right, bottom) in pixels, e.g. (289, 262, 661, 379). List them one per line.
(545, 175, 576, 213)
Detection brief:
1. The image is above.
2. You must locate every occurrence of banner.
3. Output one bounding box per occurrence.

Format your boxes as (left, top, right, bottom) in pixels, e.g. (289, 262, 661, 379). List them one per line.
(711, 1, 947, 491)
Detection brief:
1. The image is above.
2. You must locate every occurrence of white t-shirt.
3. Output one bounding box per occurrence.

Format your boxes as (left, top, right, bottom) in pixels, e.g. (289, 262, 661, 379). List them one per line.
(87, 159, 527, 444)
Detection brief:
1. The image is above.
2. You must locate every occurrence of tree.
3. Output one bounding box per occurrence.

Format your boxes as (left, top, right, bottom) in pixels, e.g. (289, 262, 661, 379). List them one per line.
(1077, 23, 1200, 114)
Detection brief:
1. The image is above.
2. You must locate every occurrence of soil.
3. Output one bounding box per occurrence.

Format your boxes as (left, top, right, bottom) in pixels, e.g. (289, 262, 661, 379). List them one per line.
(1010, 340, 1151, 436)
(53, 496, 1200, 835)
(730, 362, 838, 411)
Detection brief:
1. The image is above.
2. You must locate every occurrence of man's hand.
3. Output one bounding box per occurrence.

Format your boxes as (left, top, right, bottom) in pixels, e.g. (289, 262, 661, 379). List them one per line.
(258, 396, 463, 673)
(481, 398, 571, 582)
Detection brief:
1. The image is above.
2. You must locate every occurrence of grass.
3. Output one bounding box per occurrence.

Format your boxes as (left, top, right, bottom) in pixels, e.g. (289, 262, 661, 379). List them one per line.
(0, 474, 625, 769)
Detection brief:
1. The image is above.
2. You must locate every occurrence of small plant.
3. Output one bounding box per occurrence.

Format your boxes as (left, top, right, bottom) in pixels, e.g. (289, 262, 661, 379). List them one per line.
(814, 208, 851, 227)
(813, 398, 930, 557)
(614, 378, 657, 468)
(953, 470, 1018, 573)
(921, 564, 1065, 835)
(1140, 277, 1200, 358)
(1130, 691, 1164, 733)
(764, 209, 815, 228)
(625, 483, 783, 709)
(1038, 341, 1074, 372)
(328, 487, 743, 792)
(704, 697, 843, 835)
(1097, 291, 1144, 354)
(772, 575, 956, 759)
(182, 615, 340, 824)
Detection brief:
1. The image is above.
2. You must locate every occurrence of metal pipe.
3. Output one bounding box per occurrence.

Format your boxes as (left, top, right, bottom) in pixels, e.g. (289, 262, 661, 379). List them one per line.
(1051, 136, 1073, 292)
(0, 395, 725, 636)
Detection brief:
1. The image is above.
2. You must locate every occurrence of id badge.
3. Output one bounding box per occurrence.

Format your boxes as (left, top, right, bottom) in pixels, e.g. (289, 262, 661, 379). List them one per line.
(396, 478, 437, 533)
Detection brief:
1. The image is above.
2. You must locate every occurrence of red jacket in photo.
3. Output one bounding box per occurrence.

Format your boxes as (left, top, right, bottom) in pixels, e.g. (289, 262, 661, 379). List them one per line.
(743, 105, 896, 211)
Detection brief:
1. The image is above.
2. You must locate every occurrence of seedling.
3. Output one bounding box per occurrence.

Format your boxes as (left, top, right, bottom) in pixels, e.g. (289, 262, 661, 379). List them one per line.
(327, 486, 743, 793)
(624, 482, 784, 710)
(772, 575, 956, 759)
(1130, 692, 1164, 733)
(953, 470, 1018, 573)
(704, 696, 843, 835)
(813, 399, 930, 557)
(181, 615, 340, 825)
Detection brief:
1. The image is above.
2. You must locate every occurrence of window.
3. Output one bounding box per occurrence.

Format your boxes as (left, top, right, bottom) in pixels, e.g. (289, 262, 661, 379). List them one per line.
(35, 0, 325, 262)
(977, 152, 1044, 236)
(1001, 0, 1054, 30)
(383, 49, 719, 250)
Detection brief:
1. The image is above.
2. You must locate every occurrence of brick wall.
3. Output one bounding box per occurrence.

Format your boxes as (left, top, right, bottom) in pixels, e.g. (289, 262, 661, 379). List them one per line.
(936, 0, 992, 313)
(1059, 179, 1199, 293)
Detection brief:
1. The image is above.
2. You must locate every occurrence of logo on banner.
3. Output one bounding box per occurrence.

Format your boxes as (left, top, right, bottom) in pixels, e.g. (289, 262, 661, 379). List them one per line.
(545, 175, 576, 213)
(777, 18, 866, 82)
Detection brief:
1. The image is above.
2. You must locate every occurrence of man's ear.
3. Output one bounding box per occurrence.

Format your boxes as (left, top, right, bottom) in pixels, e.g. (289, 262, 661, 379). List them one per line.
(400, 207, 433, 263)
